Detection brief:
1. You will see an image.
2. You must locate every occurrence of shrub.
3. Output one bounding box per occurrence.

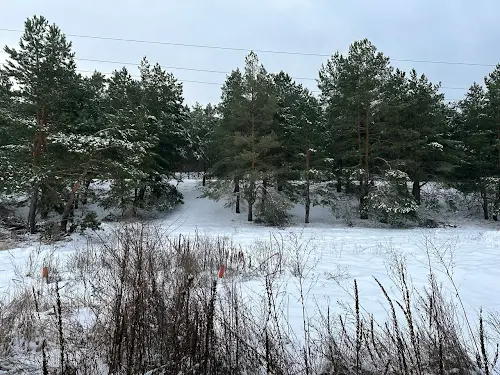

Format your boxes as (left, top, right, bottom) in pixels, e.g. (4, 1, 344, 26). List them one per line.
(255, 190, 292, 228)
(79, 211, 102, 233)
(366, 170, 418, 226)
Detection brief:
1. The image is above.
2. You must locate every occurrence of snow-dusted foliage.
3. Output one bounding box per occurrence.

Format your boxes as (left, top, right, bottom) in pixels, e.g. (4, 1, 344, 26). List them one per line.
(255, 187, 293, 227)
(366, 169, 418, 225)
(0, 19, 190, 232)
(428, 141, 444, 151)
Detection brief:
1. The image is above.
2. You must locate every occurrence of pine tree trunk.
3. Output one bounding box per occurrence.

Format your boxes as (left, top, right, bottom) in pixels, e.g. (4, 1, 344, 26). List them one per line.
(481, 185, 489, 220)
(346, 180, 354, 194)
(137, 186, 146, 202)
(262, 179, 268, 204)
(247, 180, 255, 222)
(493, 182, 500, 221)
(305, 149, 311, 224)
(29, 101, 45, 233)
(249, 106, 255, 222)
(336, 159, 343, 193)
(305, 181, 310, 224)
(336, 178, 342, 193)
(359, 185, 368, 220)
(202, 161, 207, 187)
(28, 182, 39, 234)
(360, 109, 370, 220)
(247, 201, 253, 222)
(81, 179, 92, 206)
(357, 115, 362, 169)
(412, 179, 421, 205)
(234, 178, 240, 214)
(39, 184, 49, 220)
(61, 182, 80, 233)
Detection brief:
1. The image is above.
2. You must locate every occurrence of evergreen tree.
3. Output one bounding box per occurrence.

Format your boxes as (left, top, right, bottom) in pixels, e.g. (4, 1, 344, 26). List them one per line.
(403, 70, 447, 204)
(136, 58, 188, 210)
(210, 52, 279, 221)
(453, 83, 497, 219)
(240, 52, 280, 221)
(272, 72, 324, 223)
(201, 103, 219, 185)
(0, 68, 32, 200)
(484, 65, 500, 219)
(3, 15, 79, 233)
(319, 39, 391, 219)
(187, 102, 219, 186)
(377, 69, 448, 205)
(100, 66, 159, 214)
(139, 58, 190, 177)
(209, 69, 245, 213)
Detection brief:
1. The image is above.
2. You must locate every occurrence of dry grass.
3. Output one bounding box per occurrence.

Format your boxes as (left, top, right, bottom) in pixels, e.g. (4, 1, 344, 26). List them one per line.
(0, 239, 15, 251)
(0, 223, 498, 374)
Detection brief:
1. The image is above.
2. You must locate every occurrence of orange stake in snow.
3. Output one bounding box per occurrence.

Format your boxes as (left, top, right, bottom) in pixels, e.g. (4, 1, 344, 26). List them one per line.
(42, 266, 48, 280)
(218, 265, 225, 278)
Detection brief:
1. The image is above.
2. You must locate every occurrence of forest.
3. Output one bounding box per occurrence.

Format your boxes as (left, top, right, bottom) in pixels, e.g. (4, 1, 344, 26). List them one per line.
(1, 15, 500, 234)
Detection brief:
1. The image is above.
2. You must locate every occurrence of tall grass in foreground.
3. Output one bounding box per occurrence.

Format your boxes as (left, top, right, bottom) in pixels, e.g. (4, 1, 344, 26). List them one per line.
(0, 223, 498, 374)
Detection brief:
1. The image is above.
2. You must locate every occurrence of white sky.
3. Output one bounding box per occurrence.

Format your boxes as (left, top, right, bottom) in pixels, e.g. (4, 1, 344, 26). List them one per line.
(1, 0, 499, 106)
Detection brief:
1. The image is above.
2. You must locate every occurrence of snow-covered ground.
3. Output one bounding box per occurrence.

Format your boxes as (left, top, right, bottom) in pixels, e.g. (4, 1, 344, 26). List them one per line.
(161, 180, 500, 337)
(1, 179, 499, 350)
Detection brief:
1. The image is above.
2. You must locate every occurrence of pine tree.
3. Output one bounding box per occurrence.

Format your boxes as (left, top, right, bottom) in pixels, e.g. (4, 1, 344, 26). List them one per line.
(3, 15, 79, 233)
(319, 39, 391, 219)
(377, 69, 448, 205)
(187, 102, 219, 185)
(210, 53, 279, 221)
(100, 66, 158, 214)
(452, 83, 495, 219)
(209, 69, 245, 213)
(0, 68, 33, 200)
(139, 58, 190, 178)
(403, 70, 447, 204)
(52, 71, 111, 231)
(272, 72, 324, 223)
(136, 58, 188, 210)
(484, 65, 500, 219)
(201, 104, 219, 185)
(240, 52, 280, 221)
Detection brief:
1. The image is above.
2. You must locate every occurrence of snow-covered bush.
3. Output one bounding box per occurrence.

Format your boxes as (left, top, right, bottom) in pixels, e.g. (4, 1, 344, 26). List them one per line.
(142, 180, 184, 212)
(100, 178, 183, 216)
(78, 211, 102, 233)
(331, 196, 356, 227)
(255, 189, 292, 227)
(366, 169, 418, 226)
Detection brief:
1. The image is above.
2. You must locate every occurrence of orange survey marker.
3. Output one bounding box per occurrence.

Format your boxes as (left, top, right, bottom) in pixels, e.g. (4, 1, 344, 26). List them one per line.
(42, 266, 48, 279)
(218, 265, 225, 278)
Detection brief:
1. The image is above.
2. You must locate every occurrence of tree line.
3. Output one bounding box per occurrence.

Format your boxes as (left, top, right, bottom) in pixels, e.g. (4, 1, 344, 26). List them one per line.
(1, 16, 499, 233)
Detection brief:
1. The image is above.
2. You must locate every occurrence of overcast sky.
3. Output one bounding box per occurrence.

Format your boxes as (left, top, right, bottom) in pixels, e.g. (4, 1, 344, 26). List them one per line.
(1, 0, 499, 106)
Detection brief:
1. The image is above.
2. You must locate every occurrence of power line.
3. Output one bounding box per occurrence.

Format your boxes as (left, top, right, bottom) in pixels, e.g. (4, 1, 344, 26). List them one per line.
(0, 52, 470, 90)
(0, 27, 498, 68)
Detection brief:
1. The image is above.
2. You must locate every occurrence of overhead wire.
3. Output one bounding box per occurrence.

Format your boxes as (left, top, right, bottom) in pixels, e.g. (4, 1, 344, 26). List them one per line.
(0, 27, 491, 102)
(0, 27, 497, 67)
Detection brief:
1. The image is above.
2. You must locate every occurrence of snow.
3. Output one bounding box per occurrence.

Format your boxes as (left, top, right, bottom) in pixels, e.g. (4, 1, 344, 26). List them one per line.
(151, 181, 500, 332)
(1, 178, 500, 368)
